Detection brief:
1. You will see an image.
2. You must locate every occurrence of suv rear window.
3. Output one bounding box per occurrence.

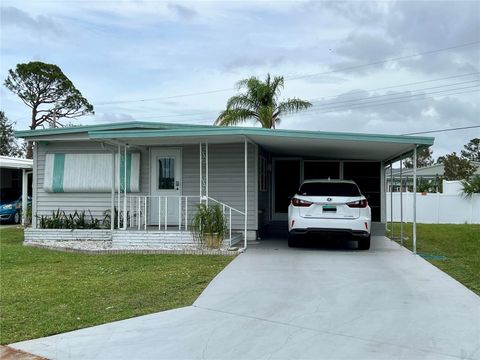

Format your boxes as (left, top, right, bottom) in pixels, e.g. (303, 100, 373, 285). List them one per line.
(298, 182, 361, 196)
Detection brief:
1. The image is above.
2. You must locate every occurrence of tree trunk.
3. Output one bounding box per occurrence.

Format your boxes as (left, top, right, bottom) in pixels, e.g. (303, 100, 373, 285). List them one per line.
(26, 141, 33, 159)
(27, 108, 37, 159)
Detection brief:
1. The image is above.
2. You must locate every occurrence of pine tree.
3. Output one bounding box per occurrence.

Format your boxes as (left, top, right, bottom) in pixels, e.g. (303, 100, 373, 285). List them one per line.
(0, 111, 25, 157)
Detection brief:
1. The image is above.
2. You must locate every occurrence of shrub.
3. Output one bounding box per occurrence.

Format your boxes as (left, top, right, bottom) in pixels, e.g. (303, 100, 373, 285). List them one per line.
(38, 209, 102, 229)
(191, 203, 227, 248)
(461, 175, 480, 198)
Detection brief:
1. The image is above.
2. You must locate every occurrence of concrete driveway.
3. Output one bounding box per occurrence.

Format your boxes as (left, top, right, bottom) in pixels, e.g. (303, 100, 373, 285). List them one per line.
(11, 236, 480, 360)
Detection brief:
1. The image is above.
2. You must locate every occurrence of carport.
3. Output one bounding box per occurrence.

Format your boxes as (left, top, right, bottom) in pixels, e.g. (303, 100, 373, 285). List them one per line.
(0, 156, 33, 225)
(245, 129, 434, 253)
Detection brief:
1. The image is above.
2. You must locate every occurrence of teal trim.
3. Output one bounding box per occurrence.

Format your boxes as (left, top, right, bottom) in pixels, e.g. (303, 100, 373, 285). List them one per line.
(88, 127, 435, 146)
(126, 153, 131, 192)
(14, 121, 213, 138)
(120, 154, 124, 192)
(15, 120, 434, 146)
(52, 153, 65, 193)
(119, 153, 132, 192)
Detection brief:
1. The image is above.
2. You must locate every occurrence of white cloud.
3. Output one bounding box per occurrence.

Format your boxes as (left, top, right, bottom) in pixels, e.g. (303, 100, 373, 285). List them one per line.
(0, 6, 64, 36)
(1, 0, 478, 158)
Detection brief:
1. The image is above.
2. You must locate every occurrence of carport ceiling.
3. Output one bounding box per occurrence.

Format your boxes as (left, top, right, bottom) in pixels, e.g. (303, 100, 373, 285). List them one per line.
(87, 132, 431, 162)
(88, 128, 433, 163)
(249, 135, 420, 162)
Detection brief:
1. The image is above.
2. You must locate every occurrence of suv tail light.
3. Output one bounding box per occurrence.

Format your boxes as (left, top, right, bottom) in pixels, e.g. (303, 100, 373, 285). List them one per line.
(346, 199, 368, 208)
(291, 197, 313, 207)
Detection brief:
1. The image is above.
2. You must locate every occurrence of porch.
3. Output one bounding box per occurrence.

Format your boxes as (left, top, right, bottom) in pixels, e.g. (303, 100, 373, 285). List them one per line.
(113, 195, 244, 248)
(109, 138, 252, 248)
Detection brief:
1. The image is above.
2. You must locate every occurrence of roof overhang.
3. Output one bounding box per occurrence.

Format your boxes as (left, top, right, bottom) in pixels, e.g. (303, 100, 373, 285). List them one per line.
(14, 121, 434, 164)
(88, 128, 433, 163)
(0, 156, 33, 170)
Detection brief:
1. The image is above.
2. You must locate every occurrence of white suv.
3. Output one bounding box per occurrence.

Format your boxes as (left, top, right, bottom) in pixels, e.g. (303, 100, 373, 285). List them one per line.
(288, 179, 371, 250)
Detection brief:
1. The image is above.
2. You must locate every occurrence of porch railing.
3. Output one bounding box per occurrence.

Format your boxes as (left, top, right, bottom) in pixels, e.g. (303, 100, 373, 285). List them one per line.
(115, 194, 245, 247)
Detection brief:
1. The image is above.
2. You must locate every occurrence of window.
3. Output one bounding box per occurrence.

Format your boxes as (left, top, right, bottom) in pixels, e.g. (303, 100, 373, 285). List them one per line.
(259, 156, 268, 192)
(158, 157, 175, 189)
(298, 182, 361, 197)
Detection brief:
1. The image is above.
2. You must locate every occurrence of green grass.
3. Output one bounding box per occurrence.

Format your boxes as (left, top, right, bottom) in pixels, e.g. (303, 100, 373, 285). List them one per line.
(389, 223, 480, 295)
(0, 227, 233, 345)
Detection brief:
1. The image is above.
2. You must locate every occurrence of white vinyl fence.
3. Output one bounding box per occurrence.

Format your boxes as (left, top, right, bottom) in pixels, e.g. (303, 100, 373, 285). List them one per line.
(386, 192, 480, 224)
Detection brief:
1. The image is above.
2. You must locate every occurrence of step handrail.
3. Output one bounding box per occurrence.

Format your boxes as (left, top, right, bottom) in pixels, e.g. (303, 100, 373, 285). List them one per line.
(116, 194, 245, 247)
(206, 196, 245, 216)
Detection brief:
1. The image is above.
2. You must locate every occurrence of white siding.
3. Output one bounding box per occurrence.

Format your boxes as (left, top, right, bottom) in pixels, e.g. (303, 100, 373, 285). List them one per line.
(182, 143, 257, 231)
(35, 141, 258, 232)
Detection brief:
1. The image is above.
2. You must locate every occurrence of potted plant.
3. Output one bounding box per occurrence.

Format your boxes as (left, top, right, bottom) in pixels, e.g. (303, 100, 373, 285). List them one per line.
(191, 203, 227, 249)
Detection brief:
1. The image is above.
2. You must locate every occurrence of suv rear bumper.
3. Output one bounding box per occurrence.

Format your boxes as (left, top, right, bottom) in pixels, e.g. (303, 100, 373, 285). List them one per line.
(290, 228, 370, 239)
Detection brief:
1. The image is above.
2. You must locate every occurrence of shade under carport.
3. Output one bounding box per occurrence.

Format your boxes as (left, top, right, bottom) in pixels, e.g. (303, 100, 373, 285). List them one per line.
(0, 156, 33, 226)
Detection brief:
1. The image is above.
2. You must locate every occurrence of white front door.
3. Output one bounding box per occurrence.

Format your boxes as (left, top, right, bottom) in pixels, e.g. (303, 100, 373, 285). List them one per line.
(150, 148, 182, 226)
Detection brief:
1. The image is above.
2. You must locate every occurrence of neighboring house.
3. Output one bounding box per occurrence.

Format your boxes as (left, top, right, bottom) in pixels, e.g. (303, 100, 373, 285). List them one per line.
(15, 121, 434, 246)
(387, 162, 480, 192)
(0, 156, 33, 224)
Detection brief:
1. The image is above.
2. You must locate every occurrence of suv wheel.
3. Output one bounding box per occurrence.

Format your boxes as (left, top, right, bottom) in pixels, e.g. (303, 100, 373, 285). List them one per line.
(13, 211, 21, 224)
(358, 235, 371, 250)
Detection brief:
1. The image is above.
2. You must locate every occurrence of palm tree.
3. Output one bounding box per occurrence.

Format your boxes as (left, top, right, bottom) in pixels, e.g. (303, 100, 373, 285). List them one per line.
(215, 74, 312, 129)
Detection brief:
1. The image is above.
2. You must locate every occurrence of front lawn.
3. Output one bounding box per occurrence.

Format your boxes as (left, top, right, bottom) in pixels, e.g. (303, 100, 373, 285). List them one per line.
(390, 223, 480, 295)
(0, 227, 233, 345)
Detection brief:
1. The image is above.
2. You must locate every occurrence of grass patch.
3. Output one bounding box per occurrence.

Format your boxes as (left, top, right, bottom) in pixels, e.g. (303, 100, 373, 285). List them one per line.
(389, 223, 480, 295)
(0, 227, 233, 344)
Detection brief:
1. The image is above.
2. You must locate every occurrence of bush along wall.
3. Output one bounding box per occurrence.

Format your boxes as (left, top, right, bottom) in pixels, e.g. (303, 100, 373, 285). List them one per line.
(38, 209, 104, 229)
(37, 208, 129, 229)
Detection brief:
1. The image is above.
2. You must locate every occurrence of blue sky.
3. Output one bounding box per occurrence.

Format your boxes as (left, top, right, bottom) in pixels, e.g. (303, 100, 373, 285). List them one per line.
(1, 0, 479, 157)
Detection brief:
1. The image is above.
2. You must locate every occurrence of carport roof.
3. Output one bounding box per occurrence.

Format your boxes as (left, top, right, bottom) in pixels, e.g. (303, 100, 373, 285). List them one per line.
(0, 156, 33, 169)
(15, 121, 434, 163)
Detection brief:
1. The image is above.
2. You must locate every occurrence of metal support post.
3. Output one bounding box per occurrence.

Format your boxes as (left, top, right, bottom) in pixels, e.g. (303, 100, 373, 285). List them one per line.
(400, 160, 404, 246)
(244, 138, 248, 249)
(413, 146, 417, 254)
(390, 164, 393, 240)
(199, 142, 202, 201)
(206, 142, 209, 205)
(123, 145, 127, 229)
(117, 144, 121, 229)
(21, 169, 28, 226)
(111, 152, 115, 231)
